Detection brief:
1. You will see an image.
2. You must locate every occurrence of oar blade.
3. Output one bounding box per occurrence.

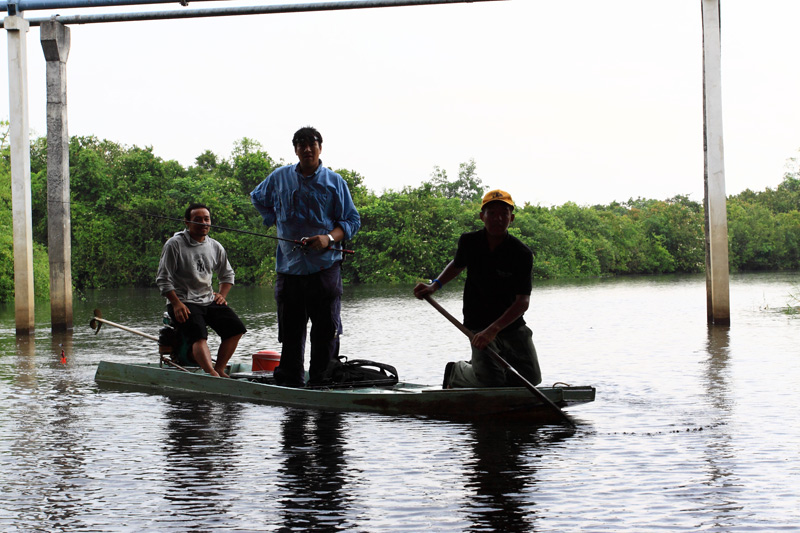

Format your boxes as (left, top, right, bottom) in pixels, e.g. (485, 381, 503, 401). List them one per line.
(89, 309, 104, 335)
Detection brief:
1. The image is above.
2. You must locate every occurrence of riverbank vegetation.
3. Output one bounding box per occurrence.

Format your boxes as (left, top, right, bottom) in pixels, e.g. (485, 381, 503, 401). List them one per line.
(2, 131, 799, 303)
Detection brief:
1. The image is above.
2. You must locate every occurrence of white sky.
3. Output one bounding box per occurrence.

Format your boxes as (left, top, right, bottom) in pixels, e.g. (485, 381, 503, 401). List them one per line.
(2, 0, 799, 207)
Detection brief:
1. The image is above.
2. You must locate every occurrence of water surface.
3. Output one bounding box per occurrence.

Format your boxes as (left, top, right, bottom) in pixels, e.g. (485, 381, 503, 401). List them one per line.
(1, 272, 799, 531)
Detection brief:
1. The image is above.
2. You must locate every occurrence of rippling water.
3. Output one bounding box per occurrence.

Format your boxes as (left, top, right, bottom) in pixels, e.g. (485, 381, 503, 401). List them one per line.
(1, 272, 799, 531)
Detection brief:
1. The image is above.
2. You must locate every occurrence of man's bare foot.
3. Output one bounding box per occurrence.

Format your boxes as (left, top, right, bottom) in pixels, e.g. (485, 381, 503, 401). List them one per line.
(207, 369, 220, 377)
(214, 367, 230, 378)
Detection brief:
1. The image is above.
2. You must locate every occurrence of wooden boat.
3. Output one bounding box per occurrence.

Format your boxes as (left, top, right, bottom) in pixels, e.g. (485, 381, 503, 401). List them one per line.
(89, 310, 595, 423)
(94, 360, 595, 423)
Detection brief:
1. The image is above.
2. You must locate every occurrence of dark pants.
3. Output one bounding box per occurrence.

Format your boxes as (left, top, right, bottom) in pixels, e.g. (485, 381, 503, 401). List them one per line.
(447, 324, 541, 388)
(273, 262, 343, 386)
(167, 302, 247, 345)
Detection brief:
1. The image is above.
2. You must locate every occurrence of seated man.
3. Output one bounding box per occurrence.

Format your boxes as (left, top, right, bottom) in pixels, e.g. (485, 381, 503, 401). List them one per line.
(413, 189, 541, 388)
(156, 203, 246, 377)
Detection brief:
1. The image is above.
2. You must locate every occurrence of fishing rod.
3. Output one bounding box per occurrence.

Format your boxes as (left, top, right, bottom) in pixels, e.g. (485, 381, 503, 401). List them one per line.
(120, 207, 355, 255)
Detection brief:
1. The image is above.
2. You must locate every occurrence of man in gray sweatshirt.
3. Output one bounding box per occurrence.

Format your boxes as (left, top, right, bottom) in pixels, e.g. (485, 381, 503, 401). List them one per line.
(156, 203, 246, 377)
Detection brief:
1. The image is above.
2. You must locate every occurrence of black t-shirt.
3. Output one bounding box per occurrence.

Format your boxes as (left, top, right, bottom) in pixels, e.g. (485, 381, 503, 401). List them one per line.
(453, 229, 533, 332)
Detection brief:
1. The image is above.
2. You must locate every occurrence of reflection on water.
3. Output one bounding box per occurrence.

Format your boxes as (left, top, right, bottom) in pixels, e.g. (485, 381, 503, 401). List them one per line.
(6, 331, 92, 531)
(462, 423, 548, 531)
(1, 272, 799, 531)
(698, 325, 739, 531)
(277, 409, 351, 531)
(9, 334, 36, 384)
(462, 424, 577, 531)
(162, 398, 242, 516)
(704, 325, 731, 412)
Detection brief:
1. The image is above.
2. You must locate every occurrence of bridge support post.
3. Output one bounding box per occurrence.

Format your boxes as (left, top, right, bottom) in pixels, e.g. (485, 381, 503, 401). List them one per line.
(702, 0, 730, 325)
(5, 15, 34, 334)
(41, 20, 73, 331)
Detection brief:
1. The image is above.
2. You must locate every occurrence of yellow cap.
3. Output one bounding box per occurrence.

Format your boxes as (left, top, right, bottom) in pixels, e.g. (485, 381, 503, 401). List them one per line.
(481, 189, 514, 209)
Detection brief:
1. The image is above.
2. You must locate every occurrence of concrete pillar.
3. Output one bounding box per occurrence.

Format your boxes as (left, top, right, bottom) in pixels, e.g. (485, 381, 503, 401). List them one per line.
(5, 15, 35, 334)
(701, 0, 730, 326)
(41, 21, 73, 331)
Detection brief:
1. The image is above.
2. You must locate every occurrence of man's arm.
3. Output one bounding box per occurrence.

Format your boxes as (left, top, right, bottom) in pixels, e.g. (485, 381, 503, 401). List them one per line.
(413, 260, 465, 299)
(250, 175, 276, 227)
(471, 294, 530, 350)
(302, 226, 345, 251)
(156, 241, 192, 322)
(214, 282, 233, 305)
(304, 172, 360, 250)
(164, 290, 191, 323)
(335, 174, 361, 240)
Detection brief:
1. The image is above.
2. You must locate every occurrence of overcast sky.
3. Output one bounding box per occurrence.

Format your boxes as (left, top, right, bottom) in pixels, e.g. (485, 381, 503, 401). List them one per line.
(2, 0, 799, 207)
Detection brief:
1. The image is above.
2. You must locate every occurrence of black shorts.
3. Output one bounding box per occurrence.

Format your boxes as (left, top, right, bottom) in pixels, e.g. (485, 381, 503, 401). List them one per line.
(168, 302, 247, 345)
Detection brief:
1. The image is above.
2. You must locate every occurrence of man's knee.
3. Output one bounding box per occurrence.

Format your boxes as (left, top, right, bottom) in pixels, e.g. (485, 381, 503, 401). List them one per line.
(223, 333, 243, 344)
(191, 338, 209, 351)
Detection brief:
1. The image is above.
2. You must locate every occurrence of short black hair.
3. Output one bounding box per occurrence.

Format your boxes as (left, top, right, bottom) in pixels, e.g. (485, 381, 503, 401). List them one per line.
(184, 202, 210, 221)
(292, 126, 323, 147)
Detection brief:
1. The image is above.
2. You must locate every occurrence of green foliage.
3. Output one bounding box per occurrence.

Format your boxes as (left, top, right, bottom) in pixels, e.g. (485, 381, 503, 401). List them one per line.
(514, 205, 591, 278)
(0, 121, 51, 302)
(0, 147, 16, 300)
(428, 158, 484, 204)
(346, 185, 472, 283)
(229, 138, 279, 195)
(2, 122, 799, 304)
(728, 171, 800, 271)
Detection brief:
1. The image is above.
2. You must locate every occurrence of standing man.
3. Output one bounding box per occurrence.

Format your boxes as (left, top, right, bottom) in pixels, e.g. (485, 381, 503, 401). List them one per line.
(251, 126, 361, 387)
(413, 189, 541, 389)
(156, 203, 247, 377)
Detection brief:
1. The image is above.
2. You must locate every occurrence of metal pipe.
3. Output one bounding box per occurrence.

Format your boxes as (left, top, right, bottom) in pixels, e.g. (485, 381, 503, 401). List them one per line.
(2, 0, 218, 13)
(2, 0, 504, 27)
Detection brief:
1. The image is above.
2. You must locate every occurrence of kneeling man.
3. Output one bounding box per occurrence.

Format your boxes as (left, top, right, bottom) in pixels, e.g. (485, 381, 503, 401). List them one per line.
(413, 190, 541, 388)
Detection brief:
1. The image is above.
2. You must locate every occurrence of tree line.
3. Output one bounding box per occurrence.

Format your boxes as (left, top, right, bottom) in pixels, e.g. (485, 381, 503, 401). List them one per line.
(1, 129, 799, 303)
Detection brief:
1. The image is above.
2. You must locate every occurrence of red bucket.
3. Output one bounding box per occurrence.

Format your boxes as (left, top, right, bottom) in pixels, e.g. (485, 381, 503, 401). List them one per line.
(252, 350, 281, 372)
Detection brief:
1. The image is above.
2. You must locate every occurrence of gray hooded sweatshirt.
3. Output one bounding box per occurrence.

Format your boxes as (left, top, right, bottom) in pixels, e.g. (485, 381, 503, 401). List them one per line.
(156, 229, 235, 305)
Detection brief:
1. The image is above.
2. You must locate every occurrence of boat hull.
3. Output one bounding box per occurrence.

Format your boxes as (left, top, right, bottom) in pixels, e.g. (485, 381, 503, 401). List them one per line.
(95, 361, 595, 423)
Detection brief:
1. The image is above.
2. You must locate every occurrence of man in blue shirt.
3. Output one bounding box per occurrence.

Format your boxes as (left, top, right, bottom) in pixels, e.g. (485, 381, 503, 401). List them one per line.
(251, 127, 361, 387)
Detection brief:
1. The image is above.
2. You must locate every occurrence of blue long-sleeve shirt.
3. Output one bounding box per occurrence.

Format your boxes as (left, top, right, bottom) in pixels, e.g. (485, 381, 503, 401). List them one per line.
(250, 160, 361, 275)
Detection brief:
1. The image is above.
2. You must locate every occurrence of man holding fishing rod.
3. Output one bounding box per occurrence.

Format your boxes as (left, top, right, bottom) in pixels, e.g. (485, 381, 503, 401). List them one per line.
(413, 190, 541, 389)
(156, 203, 247, 377)
(250, 126, 361, 388)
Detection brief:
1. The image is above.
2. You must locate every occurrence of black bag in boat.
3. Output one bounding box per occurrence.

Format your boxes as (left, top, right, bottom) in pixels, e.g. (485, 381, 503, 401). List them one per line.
(231, 356, 399, 388)
(314, 356, 399, 388)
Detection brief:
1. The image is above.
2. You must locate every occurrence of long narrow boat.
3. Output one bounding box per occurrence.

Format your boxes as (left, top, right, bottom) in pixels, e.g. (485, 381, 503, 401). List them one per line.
(90, 311, 595, 423)
(94, 360, 595, 423)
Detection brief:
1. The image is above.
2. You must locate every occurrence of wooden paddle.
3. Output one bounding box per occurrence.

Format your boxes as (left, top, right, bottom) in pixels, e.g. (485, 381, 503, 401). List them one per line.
(423, 295, 576, 428)
(90, 309, 191, 372)
(90, 309, 159, 342)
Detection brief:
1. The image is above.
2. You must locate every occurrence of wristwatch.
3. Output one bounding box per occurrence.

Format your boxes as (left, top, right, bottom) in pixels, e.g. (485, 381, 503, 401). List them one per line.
(326, 233, 335, 244)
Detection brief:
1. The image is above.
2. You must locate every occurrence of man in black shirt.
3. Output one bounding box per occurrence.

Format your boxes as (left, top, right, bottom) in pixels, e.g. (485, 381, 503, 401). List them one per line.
(413, 189, 541, 388)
